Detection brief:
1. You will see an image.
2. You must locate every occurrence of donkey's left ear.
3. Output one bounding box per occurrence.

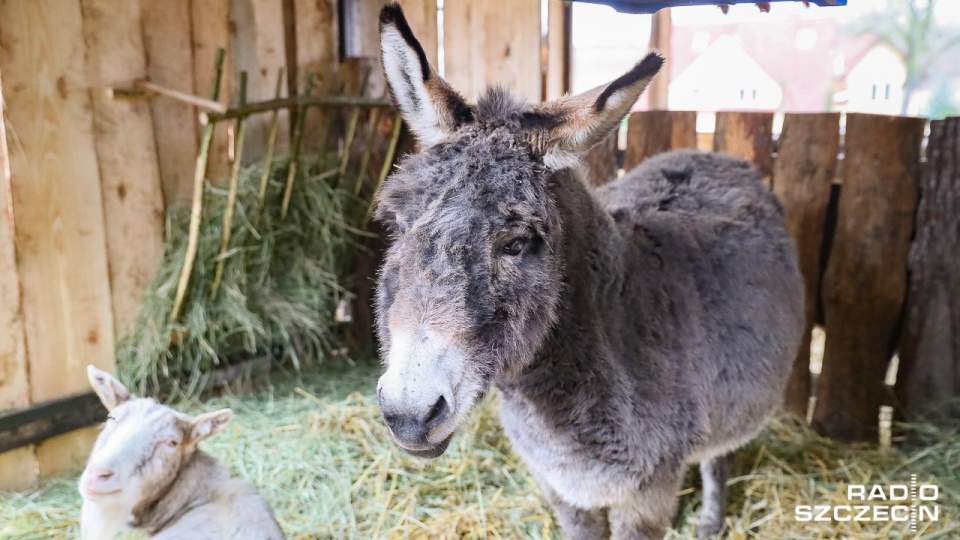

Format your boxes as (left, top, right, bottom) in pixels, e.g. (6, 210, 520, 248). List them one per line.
(379, 3, 473, 146)
(524, 52, 664, 170)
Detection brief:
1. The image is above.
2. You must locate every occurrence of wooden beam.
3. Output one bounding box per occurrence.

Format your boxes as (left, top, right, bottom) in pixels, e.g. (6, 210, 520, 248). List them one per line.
(0, 393, 107, 454)
(0, 0, 117, 476)
(142, 0, 199, 207)
(0, 67, 37, 491)
(623, 110, 696, 170)
(812, 113, 924, 442)
(897, 117, 960, 426)
(81, 0, 166, 334)
(546, 0, 571, 101)
(192, 0, 233, 183)
(647, 8, 671, 109)
(443, 0, 541, 102)
(771, 113, 840, 418)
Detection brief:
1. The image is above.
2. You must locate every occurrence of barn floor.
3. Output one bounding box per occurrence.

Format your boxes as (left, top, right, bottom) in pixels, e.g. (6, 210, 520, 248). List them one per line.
(1, 359, 958, 539)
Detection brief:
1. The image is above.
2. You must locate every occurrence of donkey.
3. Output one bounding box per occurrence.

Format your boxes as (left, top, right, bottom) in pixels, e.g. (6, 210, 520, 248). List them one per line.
(372, 4, 804, 539)
(79, 366, 284, 540)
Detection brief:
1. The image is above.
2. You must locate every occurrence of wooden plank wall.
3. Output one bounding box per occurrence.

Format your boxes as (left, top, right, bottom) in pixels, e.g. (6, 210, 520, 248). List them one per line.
(0, 0, 118, 480)
(443, 0, 542, 102)
(0, 69, 37, 491)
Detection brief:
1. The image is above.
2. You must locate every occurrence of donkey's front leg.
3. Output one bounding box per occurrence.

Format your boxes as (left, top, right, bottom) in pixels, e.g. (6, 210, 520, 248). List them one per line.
(538, 480, 610, 540)
(608, 475, 682, 540)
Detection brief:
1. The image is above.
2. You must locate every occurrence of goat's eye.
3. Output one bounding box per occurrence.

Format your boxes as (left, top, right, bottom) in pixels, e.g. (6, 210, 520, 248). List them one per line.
(167, 440, 179, 447)
(106, 414, 116, 422)
(503, 237, 528, 256)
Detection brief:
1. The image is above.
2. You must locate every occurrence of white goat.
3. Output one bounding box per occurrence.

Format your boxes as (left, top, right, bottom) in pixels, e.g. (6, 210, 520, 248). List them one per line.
(79, 366, 285, 540)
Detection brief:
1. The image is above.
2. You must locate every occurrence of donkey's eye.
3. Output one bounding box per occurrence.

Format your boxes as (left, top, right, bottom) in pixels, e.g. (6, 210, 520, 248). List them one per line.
(503, 237, 528, 256)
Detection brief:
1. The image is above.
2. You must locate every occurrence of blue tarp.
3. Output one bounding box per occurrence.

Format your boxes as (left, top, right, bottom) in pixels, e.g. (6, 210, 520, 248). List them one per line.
(572, 0, 847, 14)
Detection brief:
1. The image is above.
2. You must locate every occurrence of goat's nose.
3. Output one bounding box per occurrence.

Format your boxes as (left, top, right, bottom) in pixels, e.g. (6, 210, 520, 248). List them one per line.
(380, 394, 451, 443)
(89, 466, 114, 481)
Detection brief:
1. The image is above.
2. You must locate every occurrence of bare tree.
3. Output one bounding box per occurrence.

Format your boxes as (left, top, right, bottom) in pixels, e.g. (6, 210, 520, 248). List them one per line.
(846, 0, 960, 115)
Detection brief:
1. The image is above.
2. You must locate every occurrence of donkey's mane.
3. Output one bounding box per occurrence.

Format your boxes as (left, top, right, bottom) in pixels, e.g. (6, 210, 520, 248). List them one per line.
(475, 86, 533, 125)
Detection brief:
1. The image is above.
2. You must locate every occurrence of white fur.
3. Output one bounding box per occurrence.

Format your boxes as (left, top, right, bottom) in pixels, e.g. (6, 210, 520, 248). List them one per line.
(380, 25, 447, 146)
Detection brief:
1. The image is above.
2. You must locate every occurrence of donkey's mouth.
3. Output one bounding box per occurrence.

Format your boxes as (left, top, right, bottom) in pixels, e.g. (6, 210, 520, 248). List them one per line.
(397, 433, 454, 458)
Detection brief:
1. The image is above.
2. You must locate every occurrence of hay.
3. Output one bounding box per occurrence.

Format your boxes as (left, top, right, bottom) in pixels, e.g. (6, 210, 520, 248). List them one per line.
(2, 362, 958, 539)
(117, 156, 366, 397)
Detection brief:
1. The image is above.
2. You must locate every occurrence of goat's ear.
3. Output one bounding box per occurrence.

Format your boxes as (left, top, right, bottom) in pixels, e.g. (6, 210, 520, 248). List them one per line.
(524, 52, 664, 170)
(379, 3, 473, 146)
(188, 408, 233, 444)
(87, 365, 133, 411)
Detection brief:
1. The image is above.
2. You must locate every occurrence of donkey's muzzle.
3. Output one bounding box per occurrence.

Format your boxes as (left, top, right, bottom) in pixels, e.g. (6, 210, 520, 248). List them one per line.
(379, 389, 454, 457)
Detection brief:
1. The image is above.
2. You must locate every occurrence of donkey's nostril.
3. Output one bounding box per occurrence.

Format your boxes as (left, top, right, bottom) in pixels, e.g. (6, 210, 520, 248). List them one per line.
(424, 395, 450, 428)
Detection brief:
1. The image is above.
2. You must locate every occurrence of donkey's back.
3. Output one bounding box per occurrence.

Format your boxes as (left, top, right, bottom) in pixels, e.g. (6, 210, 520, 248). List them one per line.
(596, 149, 805, 456)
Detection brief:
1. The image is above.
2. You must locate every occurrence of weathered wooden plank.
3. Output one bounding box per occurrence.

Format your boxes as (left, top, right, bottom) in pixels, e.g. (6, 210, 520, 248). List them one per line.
(623, 110, 697, 170)
(771, 113, 840, 417)
(713, 111, 774, 185)
(293, 0, 339, 151)
(443, 0, 541, 102)
(81, 0, 166, 333)
(0, 67, 37, 491)
(581, 132, 618, 187)
(192, 0, 233, 182)
(897, 117, 960, 426)
(811, 113, 924, 442)
(231, 0, 291, 164)
(545, 0, 571, 101)
(142, 0, 198, 207)
(0, 0, 117, 475)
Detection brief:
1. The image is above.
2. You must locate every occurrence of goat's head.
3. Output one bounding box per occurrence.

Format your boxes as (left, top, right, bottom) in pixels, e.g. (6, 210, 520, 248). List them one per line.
(373, 3, 663, 458)
(79, 367, 232, 519)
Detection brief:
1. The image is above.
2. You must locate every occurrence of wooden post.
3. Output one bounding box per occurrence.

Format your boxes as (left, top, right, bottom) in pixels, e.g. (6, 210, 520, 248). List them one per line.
(623, 110, 697, 170)
(713, 111, 774, 186)
(811, 113, 924, 442)
(647, 8, 671, 110)
(771, 113, 840, 417)
(546, 0, 571, 101)
(443, 0, 542, 102)
(581, 133, 618, 187)
(231, 0, 291, 164)
(81, 0, 166, 333)
(0, 0, 117, 476)
(192, 0, 233, 182)
(897, 117, 960, 426)
(0, 68, 37, 491)
(141, 1, 198, 207)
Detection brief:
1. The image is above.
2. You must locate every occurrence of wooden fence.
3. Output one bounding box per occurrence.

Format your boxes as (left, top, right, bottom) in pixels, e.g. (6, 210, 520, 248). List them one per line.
(586, 110, 959, 443)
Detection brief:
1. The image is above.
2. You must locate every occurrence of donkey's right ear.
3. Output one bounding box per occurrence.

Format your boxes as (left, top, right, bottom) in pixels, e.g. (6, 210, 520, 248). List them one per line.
(379, 3, 473, 146)
(87, 365, 133, 411)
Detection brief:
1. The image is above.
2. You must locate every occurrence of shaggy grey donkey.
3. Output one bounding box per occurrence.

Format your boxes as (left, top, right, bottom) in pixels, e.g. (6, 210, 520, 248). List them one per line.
(372, 4, 804, 538)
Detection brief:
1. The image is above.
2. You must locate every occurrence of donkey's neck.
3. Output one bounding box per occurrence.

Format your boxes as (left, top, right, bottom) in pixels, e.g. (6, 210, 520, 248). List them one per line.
(130, 450, 228, 535)
(502, 168, 625, 390)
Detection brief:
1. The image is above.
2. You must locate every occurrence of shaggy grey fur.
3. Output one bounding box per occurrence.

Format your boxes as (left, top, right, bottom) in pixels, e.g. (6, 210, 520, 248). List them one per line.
(374, 5, 804, 538)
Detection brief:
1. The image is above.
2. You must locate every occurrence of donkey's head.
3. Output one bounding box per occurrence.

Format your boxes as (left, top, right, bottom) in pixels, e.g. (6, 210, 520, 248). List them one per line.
(374, 3, 662, 457)
(79, 366, 232, 538)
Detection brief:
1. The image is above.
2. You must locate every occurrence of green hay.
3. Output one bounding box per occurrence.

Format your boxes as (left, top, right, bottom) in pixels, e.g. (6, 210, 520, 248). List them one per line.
(117, 156, 366, 397)
(2, 363, 958, 539)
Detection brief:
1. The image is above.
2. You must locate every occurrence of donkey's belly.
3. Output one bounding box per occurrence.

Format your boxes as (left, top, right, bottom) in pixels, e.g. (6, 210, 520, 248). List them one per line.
(498, 397, 635, 509)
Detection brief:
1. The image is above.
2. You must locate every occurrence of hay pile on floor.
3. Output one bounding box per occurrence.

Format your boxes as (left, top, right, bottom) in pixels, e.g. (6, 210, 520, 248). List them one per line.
(118, 156, 365, 397)
(2, 362, 957, 539)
